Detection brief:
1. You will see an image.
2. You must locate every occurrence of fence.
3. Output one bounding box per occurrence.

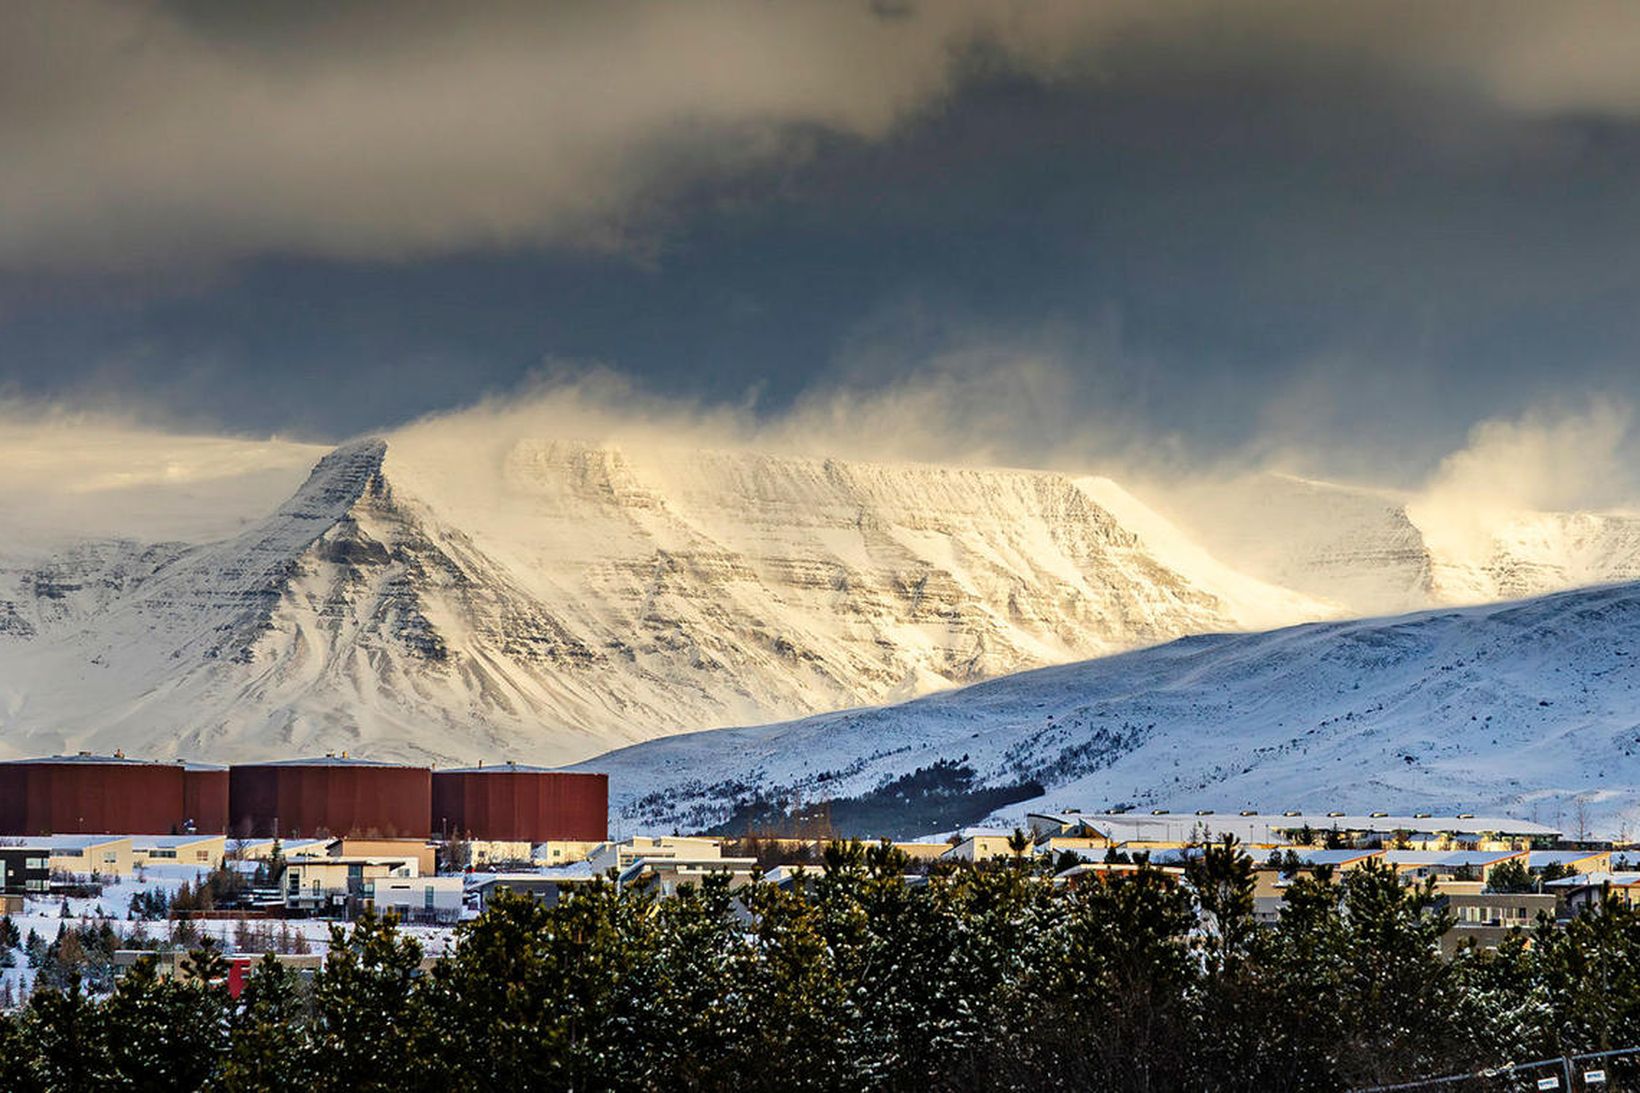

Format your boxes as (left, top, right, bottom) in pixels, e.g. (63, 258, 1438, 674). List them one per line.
(1355, 1047, 1640, 1093)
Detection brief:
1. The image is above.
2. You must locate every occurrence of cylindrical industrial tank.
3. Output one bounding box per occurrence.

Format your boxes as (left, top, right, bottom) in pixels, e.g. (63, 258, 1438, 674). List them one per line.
(0, 754, 190, 835)
(228, 757, 432, 838)
(181, 763, 230, 834)
(431, 765, 608, 842)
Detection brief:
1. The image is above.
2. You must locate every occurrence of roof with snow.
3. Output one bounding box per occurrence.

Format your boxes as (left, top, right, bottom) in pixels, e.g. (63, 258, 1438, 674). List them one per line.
(240, 756, 421, 768)
(37, 834, 129, 849)
(1281, 849, 1384, 867)
(133, 834, 223, 849)
(1527, 850, 1606, 868)
(1382, 850, 1526, 867)
(1545, 872, 1640, 888)
(2, 752, 166, 766)
(1030, 811, 1561, 842)
(437, 762, 584, 774)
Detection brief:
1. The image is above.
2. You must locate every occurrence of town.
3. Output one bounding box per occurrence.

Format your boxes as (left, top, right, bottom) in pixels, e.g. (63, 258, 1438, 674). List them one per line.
(2, 751, 1636, 1003)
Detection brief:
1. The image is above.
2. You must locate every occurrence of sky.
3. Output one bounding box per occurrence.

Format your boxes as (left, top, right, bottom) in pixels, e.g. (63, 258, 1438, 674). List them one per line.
(3, 0, 1640, 490)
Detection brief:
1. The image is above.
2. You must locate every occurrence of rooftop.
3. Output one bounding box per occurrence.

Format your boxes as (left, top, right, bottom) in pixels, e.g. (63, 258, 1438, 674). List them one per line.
(1546, 872, 1640, 888)
(437, 762, 601, 775)
(1382, 850, 1526, 866)
(1031, 810, 1562, 839)
(2, 752, 168, 766)
(238, 756, 424, 769)
(133, 834, 223, 848)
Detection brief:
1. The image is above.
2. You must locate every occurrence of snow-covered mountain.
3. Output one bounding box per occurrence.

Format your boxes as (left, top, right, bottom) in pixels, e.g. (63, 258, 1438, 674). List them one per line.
(0, 436, 1328, 765)
(1157, 472, 1640, 616)
(584, 581, 1640, 838)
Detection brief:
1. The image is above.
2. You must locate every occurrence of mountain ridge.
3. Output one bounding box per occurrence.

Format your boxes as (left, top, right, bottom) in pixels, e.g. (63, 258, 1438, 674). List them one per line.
(0, 436, 1333, 764)
(581, 579, 1640, 838)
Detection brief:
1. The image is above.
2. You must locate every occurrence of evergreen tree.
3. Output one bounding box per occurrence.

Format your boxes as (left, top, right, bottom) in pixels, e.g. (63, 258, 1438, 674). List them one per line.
(99, 950, 228, 1091)
(21, 977, 105, 1093)
(220, 954, 310, 1093)
(307, 912, 431, 1093)
(0, 1003, 45, 1093)
(1485, 858, 1535, 893)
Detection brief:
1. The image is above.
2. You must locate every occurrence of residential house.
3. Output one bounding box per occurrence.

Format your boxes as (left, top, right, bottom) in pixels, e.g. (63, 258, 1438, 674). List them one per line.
(43, 835, 133, 878)
(470, 869, 599, 912)
(325, 838, 437, 876)
(531, 840, 601, 867)
(1546, 872, 1640, 914)
(586, 836, 724, 875)
(280, 854, 419, 916)
(368, 875, 464, 923)
(615, 855, 759, 896)
(942, 830, 1029, 863)
(1527, 849, 1609, 877)
(0, 844, 50, 912)
(1435, 890, 1559, 955)
(133, 834, 227, 868)
(1381, 849, 1528, 884)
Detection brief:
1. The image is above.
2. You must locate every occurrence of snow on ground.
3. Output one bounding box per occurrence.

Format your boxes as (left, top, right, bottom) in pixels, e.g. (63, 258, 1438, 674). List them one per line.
(1, 862, 463, 1008)
(582, 580, 1640, 839)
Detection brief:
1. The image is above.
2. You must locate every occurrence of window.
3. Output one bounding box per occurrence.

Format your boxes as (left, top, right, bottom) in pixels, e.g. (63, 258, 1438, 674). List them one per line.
(26, 857, 46, 870)
(424, 885, 435, 909)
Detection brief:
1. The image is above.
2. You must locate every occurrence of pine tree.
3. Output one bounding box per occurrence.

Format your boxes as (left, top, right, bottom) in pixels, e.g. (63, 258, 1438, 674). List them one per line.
(22, 976, 105, 1092)
(307, 912, 432, 1093)
(0, 1002, 45, 1093)
(100, 950, 229, 1090)
(220, 954, 309, 1093)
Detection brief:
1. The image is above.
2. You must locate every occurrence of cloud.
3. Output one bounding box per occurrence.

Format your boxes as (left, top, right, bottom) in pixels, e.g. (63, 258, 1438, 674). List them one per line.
(8, 0, 1640, 270)
(1407, 402, 1639, 562)
(0, 402, 325, 545)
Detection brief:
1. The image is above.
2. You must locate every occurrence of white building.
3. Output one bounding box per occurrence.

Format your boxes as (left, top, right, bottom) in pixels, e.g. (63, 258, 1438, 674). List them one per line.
(369, 875, 464, 923)
(586, 836, 724, 875)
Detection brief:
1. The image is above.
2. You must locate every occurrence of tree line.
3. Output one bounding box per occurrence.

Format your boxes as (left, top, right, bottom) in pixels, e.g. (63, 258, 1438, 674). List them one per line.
(2, 837, 1640, 1091)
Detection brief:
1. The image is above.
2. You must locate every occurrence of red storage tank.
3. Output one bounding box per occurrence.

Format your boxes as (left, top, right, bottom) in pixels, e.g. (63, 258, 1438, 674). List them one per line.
(228, 757, 431, 838)
(432, 764, 608, 842)
(0, 754, 190, 835)
(182, 764, 230, 835)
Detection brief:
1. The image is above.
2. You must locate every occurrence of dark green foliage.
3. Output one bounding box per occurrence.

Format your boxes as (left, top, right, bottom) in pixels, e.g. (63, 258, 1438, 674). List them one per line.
(307, 912, 429, 1093)
(20, 977, 105, 1093)
(170, 865, 247, 913)
(219, 954, 310, 1093)
(99, 950, 228, 1092)
(709, 761, 1046, 838)
(1486, 857, 1536, 892)
(10, 846, 1640, 1090)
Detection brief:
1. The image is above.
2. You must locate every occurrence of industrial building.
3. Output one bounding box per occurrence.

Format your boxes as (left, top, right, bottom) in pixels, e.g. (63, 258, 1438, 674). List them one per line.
(182, 763, 230, 834)
(431, 763, 608, 843)
(0, 754, 225, 836)
(229, 757, 432, 839)
(1, 752, 609, 844)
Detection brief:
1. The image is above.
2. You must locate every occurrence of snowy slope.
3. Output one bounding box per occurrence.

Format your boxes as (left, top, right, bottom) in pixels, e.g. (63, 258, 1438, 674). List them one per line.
(1157, 472, 1640, 617)
(584, 581, 1640, 838)
(0, 437, 1331, 765)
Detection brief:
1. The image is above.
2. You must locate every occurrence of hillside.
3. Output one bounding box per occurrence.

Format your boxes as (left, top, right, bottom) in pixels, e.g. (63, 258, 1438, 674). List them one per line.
(583, 581, 1640, 838)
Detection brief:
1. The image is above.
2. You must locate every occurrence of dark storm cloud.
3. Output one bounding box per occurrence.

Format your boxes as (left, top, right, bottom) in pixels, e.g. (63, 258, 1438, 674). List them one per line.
(2, 1, 1640, 482)
(5, 0, 1640, 269)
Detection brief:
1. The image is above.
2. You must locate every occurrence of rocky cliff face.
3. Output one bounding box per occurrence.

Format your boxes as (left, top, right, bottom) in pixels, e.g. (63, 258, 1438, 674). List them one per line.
(2, 438, 1634, 769)
(0, 437, 1327, 765)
